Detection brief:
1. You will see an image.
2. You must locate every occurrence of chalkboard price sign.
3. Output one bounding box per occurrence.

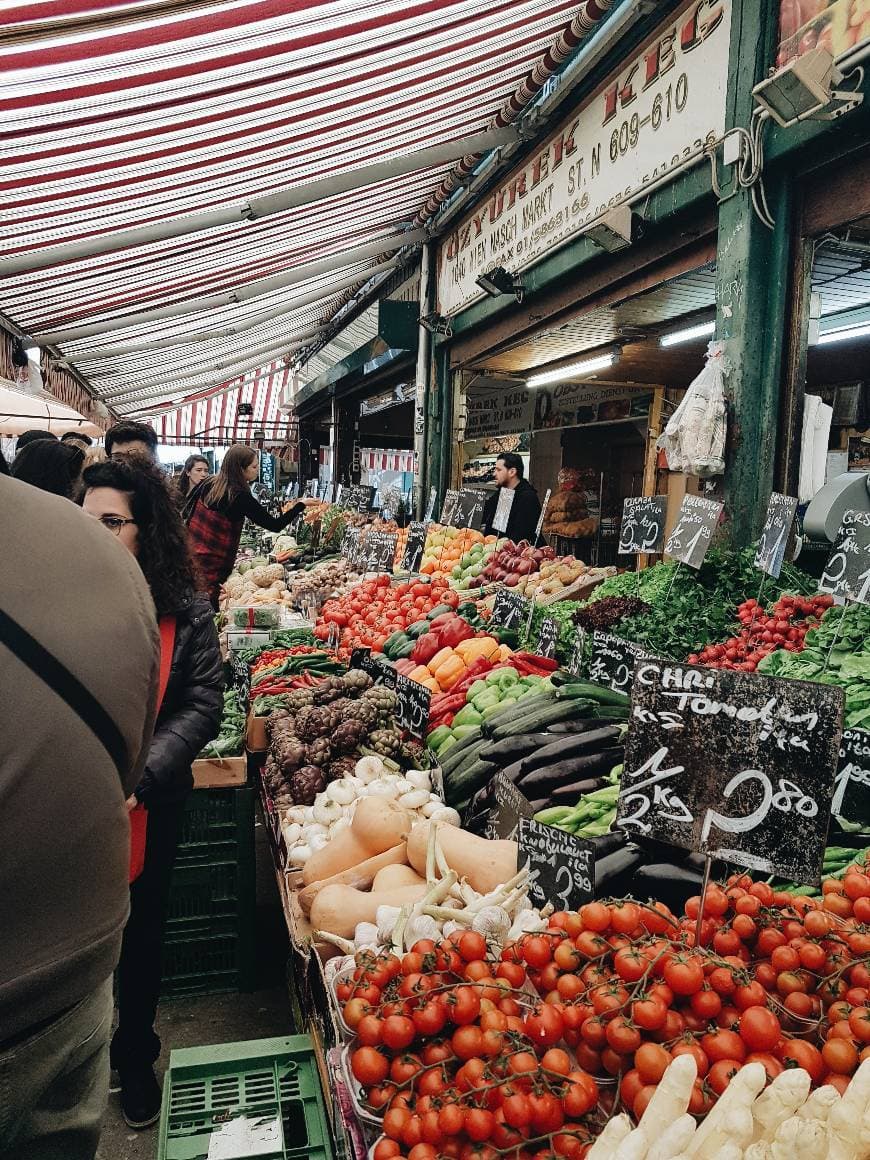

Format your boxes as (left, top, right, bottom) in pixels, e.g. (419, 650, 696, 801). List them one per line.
(819, 510, 870, 604)
(366, 532, 397, 575)
(483, 772, 533, 841)
(588, 631, 654, 695)
(619, 496, 667, 555)
(755, 493, 798, 579)
(490, 589, 528, 629)
(456, 488, 487, 531)
(348, 647, 394, 684)
(401, 522, 428, 573)
(519, 818, 594, 911)
(340, 527, 361, 563)
(536, 618, 559, 660)
(567, 628, 586, 678)
(617, 660, 844, 884)
(834, 729, 870, 829)
(394, 674, 431, 740)
(491, 488, 515, 534)
(231, 652, 250, 713)
(440, 489, 461, 525)
(664, 495, 723, 569)
(380, 484, 403, 521)
(341, 485, 375, 513)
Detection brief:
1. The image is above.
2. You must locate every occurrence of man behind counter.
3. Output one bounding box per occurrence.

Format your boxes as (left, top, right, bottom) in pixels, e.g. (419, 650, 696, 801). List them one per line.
(482, 452, 543, 544)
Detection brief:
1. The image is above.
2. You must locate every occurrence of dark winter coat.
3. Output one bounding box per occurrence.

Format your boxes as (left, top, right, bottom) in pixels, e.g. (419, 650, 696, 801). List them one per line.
(134, 592, 224, 807)
(483, 479, 544, 544)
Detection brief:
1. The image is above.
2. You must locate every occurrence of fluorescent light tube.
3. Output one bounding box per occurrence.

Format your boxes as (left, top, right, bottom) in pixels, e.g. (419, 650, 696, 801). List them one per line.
(659, 321, 715, 347)
(526, 352, 616, 387)
(818, 321, 870, 345)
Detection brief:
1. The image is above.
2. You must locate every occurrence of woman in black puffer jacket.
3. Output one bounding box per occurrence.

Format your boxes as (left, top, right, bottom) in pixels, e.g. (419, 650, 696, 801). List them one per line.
(81, 458, 223, 1130)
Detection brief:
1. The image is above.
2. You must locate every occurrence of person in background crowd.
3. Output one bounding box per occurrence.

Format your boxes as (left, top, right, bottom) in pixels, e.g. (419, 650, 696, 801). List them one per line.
(0, 449, 8, 475)
(176, 454, 210, 501)
(482, 452, 544, 544)
(185, 443, 309, 608)
(104, 421, 158, 463)
(83, 444, 108, 470)
(62, 431, 93, 453)
(15, 428, 57, 452)
(0, 475, 158, 1160)
(12, 438, 85, 500)
(80, 458, 223, 1130)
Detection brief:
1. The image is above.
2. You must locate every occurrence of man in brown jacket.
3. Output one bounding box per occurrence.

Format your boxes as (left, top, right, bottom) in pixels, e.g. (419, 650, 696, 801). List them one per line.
(0, 475, 159, 1160)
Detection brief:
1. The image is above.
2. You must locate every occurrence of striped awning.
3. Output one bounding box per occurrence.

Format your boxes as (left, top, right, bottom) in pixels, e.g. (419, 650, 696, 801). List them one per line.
(0, 0, 615, 426)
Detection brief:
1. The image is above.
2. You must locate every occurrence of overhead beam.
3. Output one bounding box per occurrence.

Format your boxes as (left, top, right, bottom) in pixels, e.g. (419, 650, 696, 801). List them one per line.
(4, 128, 516, 278)
(35, 230, 426, 345)
(65, 261, 401, 361)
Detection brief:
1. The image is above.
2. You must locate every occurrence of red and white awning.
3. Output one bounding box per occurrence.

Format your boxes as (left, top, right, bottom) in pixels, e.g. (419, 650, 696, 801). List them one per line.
(0, 0, 615, 424)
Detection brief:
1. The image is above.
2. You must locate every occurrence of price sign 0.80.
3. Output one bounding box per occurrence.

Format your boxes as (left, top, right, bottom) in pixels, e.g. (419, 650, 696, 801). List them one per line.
(617, 660, 844, 884)
(819, 510, 870, 604)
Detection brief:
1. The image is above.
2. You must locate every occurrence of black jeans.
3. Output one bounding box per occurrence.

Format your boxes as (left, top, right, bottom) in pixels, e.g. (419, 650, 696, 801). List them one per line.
(111, 801, 185, 1071)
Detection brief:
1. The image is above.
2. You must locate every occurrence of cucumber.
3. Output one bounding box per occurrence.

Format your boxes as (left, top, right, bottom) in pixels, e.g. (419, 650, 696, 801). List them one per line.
(515, 727, 623, 773)
(515, 747, 625, 797)
(490, 698, 593, 741)
(443, 740, 491, 788)
(446, 757, 496, 806)
(438, 728, 485, 776)
(556, 683, 631, 708)
(480, 691, 557, 736)
(479, 732, 562, 763)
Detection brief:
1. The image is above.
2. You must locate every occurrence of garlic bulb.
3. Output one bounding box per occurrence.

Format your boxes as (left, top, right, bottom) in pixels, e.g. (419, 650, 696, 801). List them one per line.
(355, 756, 384, 783)
(376, 905, 402, 944)
(471, 906, 511, 942)
(312, 798, 343, 826)
(282, 822, 302, 847)
(427, 805, 460, 826)
(326, 780, 357, 806)
(367, 778, 399, 799)
(405, 769, 431, 792)
(353, 922, 380, 950)
(308, 831, 329, 851)
(288, 845, 311, 866)
(398, 790, 430, 810)
(405, 913, 441, 947)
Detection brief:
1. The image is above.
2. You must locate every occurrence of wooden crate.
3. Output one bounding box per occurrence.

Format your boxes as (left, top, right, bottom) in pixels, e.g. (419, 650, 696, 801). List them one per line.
(191, 755, 247, 789)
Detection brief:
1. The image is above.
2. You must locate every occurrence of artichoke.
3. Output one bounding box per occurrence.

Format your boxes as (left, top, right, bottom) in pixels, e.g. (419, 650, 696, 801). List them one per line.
(368, 728, 403, 758)
(362, 686, 397, 712)
(306, 737, 332, 767)
(326, 756, 357, 782)
(294, 706, 332, 742)
(312, 676, 346, 704)
(332, 719, 368, 755)
(343, 670, 373, 693)
(272, 733, 307, 774)
(284, 689, 316, 712)
(289, 765, 326, 806)
(341, 699, 378, 727)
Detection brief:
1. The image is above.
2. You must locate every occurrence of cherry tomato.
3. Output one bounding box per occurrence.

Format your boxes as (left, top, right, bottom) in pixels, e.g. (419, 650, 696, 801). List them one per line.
(664, 955, 705, 996)
(351, 1045, 389, 1086)
(701, 1028, 746, 1064)
(739, 1006, 781, 1052)
(382, 1015, 416, 1051)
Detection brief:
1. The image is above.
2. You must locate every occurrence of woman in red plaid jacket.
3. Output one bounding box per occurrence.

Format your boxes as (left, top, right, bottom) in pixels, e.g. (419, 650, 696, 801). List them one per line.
(185, 444, 307, 607)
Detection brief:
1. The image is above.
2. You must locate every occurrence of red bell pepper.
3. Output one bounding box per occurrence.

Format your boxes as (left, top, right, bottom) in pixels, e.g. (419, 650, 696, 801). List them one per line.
(510, 651, 559, 674)
(438, 617, 476, 649)
(410, 632, 443, 664)
(429, 612, 460, 630)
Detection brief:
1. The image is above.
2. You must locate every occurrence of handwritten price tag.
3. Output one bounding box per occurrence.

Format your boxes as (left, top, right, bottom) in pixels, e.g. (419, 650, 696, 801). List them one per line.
(755, 493, 798, 579)
(619, 496, 667, 555)
(664, 495, 723, 569)
(820, 510, 870, 604)
(519, 818, 594, 910)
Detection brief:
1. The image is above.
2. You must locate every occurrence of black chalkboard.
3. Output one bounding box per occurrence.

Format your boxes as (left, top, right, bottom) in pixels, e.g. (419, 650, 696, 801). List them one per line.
(440, 489, 461, 525)
(340, 527, 360, 563)
(567, 628, 587, 678)
(366, 532, 397, 574)
(456, 488, 487, 531)
(664, 495, 723, 569)
(424, 486, 437, 522)
(380, 484, 403, 521)
(519, 818, 595, 910)
(619, 496, 667, 555)
(819, 510, 870, 604)
(401, 522, 428, 573)
(588, 631, 654, 695)
(617, 659, 845, 884)
(231, 652, 250, 713)
(834, 729, 870, 829)
(490, 589, 528, 629)
(755, 493, 798, 579)
(394, 674, 431, 740)
(342, 485, 375, 513)
(536, 618, 559, 660)
(483, 772, 533, 840)
(348, 647, 394, 684)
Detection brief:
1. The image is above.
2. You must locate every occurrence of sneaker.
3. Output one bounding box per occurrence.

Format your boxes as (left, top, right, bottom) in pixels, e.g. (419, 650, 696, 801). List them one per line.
(119, 1063, 161, 1129)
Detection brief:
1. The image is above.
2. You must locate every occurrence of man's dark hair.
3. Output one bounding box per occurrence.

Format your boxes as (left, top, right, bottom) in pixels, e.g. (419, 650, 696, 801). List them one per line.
(15, 428, 57, 452)
(498, 452, 524, 479)
(81, 457, 198, 616)
(12, 439, 84, 499)
(62, 431, 93, 447)
(104, 421, 158, 456)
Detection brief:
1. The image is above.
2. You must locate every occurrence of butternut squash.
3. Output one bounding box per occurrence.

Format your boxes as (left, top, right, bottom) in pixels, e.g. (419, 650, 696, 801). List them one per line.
(297, 843, 407, 914)
(310, 882, 428, 939)
(372, 863, 426, 891)
(301, 798, 412, 886)
(406, 820, 517, 895)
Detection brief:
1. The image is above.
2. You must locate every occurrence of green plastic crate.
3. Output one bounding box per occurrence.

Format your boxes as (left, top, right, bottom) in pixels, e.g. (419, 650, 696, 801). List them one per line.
(176, 787, 255, 866)
(167, 861, 240, 929)
(162, 921, 256, 997)
(157, 1035, 332, 1160)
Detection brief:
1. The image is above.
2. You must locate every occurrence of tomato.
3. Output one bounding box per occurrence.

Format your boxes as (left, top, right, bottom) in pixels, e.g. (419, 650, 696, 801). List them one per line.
(465, 1109, 496, 1143)
(756, 927, 787, 956)
(849, 1006, 870, 1044)
(524, 1004, 564, 1048)
(580, 1017, 607, 1050)
(632, 996, 667, 1031)
(496, 962, 526, 988)
(821, 1038, 859, 1075)
(400, 1116, 424, 1150)
(739, 1006, 781, 1052)
(664, 955, 705, 996)
(356, 1014, 384, 1046)
(422, 1040, 453, 1066)
(438, 1106, 466, 1137)
(591, 985, 629, 1017)
(447, 986, 481, 1026)
(457, 930, 488, 963)
(707, 1058, 742, 1094)
(633, 1085, 658, 1120)
(771, 945, 801, 972)
(522, 936, 554, 970)
(390, 1053, 423, 1085)
(502, 1093, 533, 1129)
(417, 1066, 449, 1098)
(613, 947, 648, 983)
(732, 914, 757, 942)
(688, 1080, 714, 1117)
(610, 901, 641, 934)
(343, 997, 374, 1029)
(579, 902, 612, 932)
(634, 1042, 671, 1084)
(382, 1015, 416, 1051)
(745, 1051, 784, 1082)
(575, 931, 609, 959)
(374, 1138, 401, 1160)
(691, 987, 723, 1020)
(351, 1045, 389, 1086)
(797, 940, 827, 971)
(413, 1001, 447, 1037)
(384, 1107, 411, 1141)
(557, 973, 585, 1002)
(702, 1028, 746, 1063)
(605, 1016, 641, 1055)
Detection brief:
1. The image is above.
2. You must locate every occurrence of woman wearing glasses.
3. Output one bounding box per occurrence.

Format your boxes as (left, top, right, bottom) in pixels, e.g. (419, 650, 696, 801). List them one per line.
(80, 458, 223, 1130)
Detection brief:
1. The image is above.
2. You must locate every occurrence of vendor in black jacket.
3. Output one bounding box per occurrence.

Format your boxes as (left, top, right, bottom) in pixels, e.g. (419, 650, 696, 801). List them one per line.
(482, 453, 544, 543)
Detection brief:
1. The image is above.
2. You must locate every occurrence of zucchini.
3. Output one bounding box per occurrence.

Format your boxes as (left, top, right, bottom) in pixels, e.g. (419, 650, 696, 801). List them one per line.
(515, 748, 624, 796)
(480, 691, 557, 736)
(546, 719, 606, 734)
(446, 758, 496, 806)
(515, 727, 624, 773)
(479, 732, 563, 763)
(438, 728, 485, 775)
(547, 775, 611, 804)
(443, 740, 491, 788)
(556, 682, 631, 708)
(490, 699, 593, 741)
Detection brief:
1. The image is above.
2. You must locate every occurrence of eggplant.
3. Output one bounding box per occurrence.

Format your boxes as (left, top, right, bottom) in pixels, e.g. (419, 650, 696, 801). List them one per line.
(480, 732, 561, 763)
(547, 775, 609, 804)
(587, 829, 628, 858)
(632, 862, 705, 912)
(527, 798, 550, 814)
(516, 747, 625, 795)
(517, 727, 624, 775)
(594, 844, 645, 894)
(546, 718, 605, 735)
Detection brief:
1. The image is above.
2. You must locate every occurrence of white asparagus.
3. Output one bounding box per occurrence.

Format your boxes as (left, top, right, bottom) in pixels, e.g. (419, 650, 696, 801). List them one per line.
(612, 1128, 648, 1160)
(797, 1085, 841, 1123)
(828, 1059, 870, 1160)
(693, 1105, 754, 1159)
(743, 1144, 773, 1160)
(750, 1068, 811, 1143)
(646, 1115, 696, 1160)
(586, 1115, 633, 1159)
(686, 1063, 766, 1157)
(770, 1115, 828, 1160)
(639, 1054, 698, 1133)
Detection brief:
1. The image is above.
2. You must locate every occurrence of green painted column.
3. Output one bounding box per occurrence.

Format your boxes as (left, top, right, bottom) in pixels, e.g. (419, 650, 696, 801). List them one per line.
(716, 0, 794, 544)
(425, 342, 450, 507)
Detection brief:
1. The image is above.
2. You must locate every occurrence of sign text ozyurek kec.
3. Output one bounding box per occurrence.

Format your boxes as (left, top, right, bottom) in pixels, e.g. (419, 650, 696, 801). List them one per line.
(437, 0, 731, 316)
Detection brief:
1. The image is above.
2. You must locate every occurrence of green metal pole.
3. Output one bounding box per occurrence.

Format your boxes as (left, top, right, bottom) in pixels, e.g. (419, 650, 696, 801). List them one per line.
(716, 0, 793, 545)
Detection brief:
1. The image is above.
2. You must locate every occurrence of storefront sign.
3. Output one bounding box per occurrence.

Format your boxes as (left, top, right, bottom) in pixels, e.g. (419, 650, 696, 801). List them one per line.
(755, 493, 798, 579)
(437, 0, 732, 316)
(819, 510, 870, 604)
(519, 818, 595, 910)
(665, 494, 723, 568)
(834, 729, 870, 829)
(619, 496, 668, 555)
(588, 631, 655, 695)
(492, 487, 515, 534)
(617, 660, 844, 883)
(465, 382, 648, 440)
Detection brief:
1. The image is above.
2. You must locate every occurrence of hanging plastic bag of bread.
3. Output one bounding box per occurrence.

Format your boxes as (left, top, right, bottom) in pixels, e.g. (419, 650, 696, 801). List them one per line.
(657, 341, 727, 478)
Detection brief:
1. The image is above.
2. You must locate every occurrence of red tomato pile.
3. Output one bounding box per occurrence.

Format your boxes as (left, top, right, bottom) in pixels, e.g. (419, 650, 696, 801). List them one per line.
(315, 577, 459, 658)
(688, 592, 833, 671)
(338, 861, 870, 1160)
